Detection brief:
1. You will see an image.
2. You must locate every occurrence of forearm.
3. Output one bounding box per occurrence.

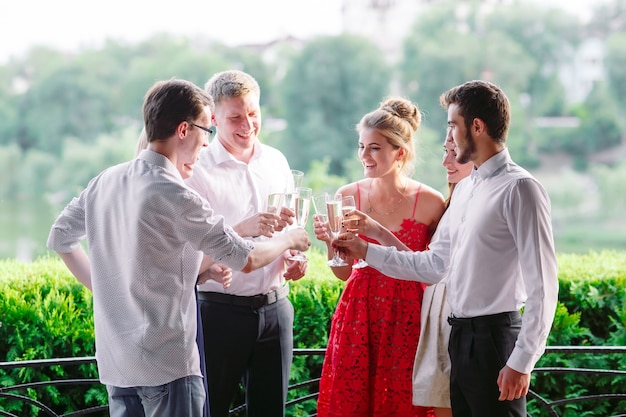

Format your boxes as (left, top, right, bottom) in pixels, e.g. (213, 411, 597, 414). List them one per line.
(365, 244, 446, 284)
(199, 255, 215, 274)
(58, 248, 92, 291)
(370, 223, 411, 251)
(243, 235, 290, 273)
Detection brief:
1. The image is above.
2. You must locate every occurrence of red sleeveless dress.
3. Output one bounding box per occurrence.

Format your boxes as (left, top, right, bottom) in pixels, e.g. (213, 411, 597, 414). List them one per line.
(316, 185, 434, 417)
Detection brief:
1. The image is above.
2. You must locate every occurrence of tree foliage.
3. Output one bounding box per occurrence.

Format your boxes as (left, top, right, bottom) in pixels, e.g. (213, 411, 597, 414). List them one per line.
(279, 34, 390, 175)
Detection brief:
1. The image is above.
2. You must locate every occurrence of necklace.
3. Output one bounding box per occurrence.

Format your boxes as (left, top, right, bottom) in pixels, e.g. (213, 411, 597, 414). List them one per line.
(366, 179, 407, 216)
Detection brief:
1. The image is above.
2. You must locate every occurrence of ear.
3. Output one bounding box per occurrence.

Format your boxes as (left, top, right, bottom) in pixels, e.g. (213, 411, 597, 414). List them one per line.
(177, 121, 189, 139)
(396, 147, 406, 161)
(472, 117, 487, 135)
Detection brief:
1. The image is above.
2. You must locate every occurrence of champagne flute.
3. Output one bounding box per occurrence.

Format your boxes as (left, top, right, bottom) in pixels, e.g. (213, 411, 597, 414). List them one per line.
(267, 193, 284, 215)
(261, 192, 285, 238)
(288, 187, 312, 261)
(312, 191, 331, 247)
(341, 195, 369, 269)
(326, 193, 348, 267)
(312, 192, 329, 226)
(290, 170, 304, 191)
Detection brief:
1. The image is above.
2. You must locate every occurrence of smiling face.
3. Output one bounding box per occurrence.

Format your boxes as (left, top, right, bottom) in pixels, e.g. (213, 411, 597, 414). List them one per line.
(442, 133, 473, 184)
(212, 93, 261, 160)
(358, 127, 403, 179)
(178, 107, 212, 179)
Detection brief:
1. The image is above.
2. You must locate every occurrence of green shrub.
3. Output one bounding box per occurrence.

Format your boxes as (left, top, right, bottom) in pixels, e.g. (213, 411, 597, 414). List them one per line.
(1, 250, 625, 416)
(0, 255, 105, 415)
(528, 251, 626, 416)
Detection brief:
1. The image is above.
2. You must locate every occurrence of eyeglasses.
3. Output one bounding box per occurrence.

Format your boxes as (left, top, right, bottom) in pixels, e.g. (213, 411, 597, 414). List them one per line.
(189, 122, 216, 141)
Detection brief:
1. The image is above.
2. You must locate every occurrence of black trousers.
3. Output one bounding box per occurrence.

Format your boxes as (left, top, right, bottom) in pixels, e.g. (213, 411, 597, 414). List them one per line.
(448, 311, 525, 417)
(196, 294, 294, 417)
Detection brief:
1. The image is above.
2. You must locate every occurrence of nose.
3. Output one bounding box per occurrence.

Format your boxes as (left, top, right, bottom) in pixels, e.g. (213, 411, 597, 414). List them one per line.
(241, 116, 253, 131)
(442, 150, 455, 167)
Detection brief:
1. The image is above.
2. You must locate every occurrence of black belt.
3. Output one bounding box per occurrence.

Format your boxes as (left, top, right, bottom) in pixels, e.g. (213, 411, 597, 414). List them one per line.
(447, 311, 521, 327)
(197, 285, 289, 310)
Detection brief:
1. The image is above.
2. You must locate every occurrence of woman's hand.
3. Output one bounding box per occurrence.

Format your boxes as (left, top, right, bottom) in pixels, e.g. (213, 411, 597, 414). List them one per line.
(313, 213, 332, 244)
(342, 209, 381, 237)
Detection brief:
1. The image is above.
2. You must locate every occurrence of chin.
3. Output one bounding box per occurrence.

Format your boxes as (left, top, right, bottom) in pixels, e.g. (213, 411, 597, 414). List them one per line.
(181, 165, 193, 179)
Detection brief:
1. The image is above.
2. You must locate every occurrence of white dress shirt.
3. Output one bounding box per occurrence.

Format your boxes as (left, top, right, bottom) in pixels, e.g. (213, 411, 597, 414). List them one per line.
(47, 149, 253, 387)
(366, 149, 558, 374)
(185, 138, 291, 296)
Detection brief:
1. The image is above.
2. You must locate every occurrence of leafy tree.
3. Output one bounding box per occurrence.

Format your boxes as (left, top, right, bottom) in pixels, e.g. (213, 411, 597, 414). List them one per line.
(47, 129, 137, 201)
(20, 51, 124, 154)
(400, 2, 541, 131)
(0, 144, 21, 198)
(279, 34, 390, 175)
(605, 31, 626, 113)
(485, 2, 581, 67)
(564, 82, 622, 161)
(587, 0, 626, 37)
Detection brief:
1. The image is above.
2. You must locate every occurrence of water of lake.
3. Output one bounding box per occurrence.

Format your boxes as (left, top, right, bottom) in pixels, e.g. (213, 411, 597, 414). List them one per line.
(0, 198, 60, 261)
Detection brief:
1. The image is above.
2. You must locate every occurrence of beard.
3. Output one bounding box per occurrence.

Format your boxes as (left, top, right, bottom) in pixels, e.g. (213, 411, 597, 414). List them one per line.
(456, 129, 476, 164)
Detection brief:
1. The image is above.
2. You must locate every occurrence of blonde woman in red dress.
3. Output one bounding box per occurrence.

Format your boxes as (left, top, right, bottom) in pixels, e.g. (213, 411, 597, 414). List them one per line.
(314, 97, 445, 417)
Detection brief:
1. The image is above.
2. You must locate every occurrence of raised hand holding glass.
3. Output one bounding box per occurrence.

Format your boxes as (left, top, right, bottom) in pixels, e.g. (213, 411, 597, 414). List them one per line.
(326, 193, 348, 267)
(288, 187, 312, 261)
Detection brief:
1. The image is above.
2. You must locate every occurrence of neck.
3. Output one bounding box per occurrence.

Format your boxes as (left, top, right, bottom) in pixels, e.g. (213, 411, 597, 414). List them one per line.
(371, 174, 405, 195)
(473, 142, 505, 168)
(220, 137, 254, 164)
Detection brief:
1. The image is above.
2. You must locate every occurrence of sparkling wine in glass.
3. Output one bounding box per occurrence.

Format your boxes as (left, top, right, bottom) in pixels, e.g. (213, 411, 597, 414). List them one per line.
(312, 192, 329, 226)
(288, 187, 311, 261)
(267, 193, 284, 215)
(342, 195, 368, 269)
(326, 193, 348, 267)
(289, 170, 304, 192)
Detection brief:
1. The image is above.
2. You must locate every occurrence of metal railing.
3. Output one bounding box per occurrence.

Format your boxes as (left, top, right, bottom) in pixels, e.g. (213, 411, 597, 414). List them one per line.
(1, 347, 624, 417)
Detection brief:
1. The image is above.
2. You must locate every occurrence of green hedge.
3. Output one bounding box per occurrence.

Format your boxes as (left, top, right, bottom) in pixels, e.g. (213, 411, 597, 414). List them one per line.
(1, 250, 625, 416)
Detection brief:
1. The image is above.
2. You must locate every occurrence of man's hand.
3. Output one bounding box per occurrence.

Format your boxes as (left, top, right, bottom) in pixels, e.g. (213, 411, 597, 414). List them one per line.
(285, 228, 311, 252)
(284, 250, 307, 281)
(198, 263, 233, 288)
(332, 232, 368, 261)
(497, 365, 530, 401)
(275, 206, 295, 232)
(234, 212, 281, 238)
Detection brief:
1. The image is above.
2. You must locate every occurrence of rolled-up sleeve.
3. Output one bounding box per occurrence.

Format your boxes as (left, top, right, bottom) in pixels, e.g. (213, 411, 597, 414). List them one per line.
(47, 195, 87, 253)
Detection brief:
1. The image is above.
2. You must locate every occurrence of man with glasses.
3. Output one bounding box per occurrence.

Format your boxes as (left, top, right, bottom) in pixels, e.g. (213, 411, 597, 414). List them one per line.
(47, 78, 310, 417)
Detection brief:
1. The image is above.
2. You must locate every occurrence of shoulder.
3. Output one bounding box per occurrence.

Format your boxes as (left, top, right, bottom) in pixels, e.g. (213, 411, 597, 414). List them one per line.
(414, 181, 445, 206)
(337, 181, 362, 198)
(411, 180, 446, 224)
(503, 164, 548, 196)
(260, 143, 288, 161)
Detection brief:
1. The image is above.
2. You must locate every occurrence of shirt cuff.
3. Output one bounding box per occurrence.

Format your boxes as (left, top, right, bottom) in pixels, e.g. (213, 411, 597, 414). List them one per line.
(506, 347, 541, 374)
(365, 244, 387, 269)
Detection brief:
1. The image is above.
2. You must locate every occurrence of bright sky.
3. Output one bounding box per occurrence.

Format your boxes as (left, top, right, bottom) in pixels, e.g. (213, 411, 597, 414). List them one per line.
(0, 0, 600, 64)
(0, 0, 343, 63)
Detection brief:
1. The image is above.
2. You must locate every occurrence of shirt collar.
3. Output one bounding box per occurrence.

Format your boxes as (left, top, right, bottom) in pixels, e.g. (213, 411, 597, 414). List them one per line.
(210, 138, 263, 165)
(137, 149, 183, 182)
(473, 148, 511, 181)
